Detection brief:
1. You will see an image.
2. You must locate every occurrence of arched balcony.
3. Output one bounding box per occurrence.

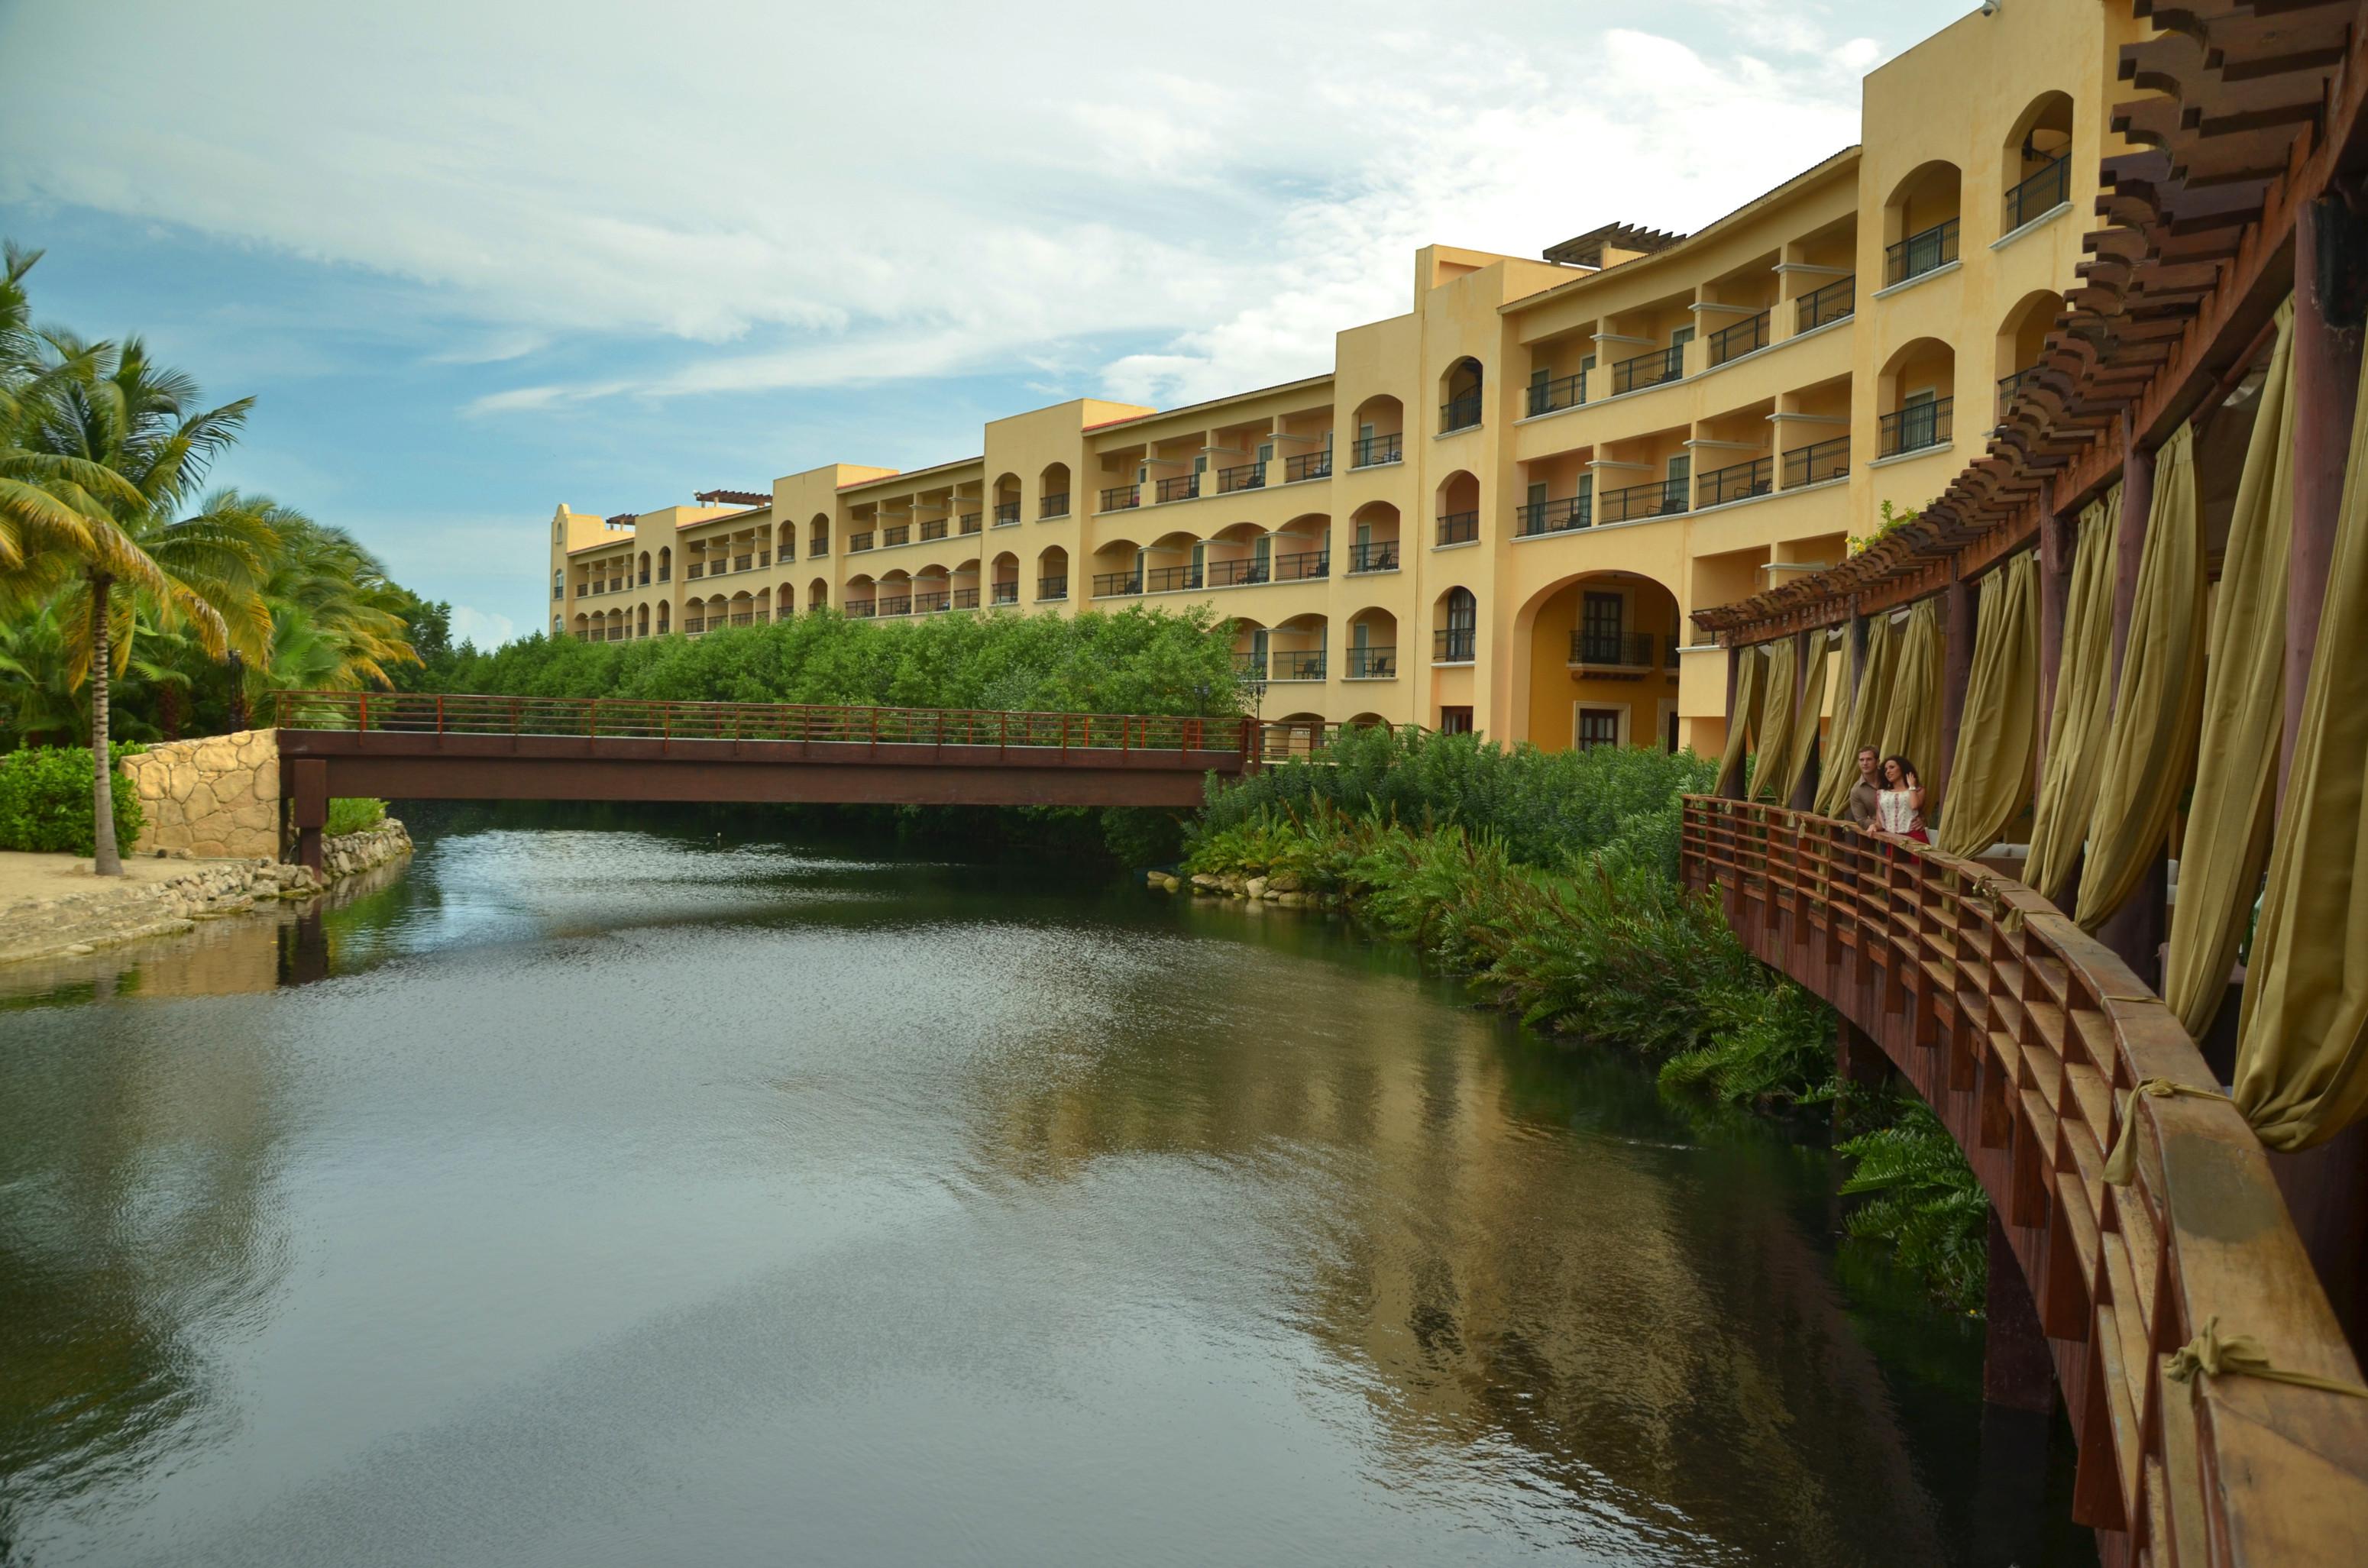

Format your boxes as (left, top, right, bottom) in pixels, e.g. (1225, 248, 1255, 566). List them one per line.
(1347, 503, 1400, 574)
(807, 577, 829, 612)
(1878, 338, 1957, 458)
(1436, 470, 1480, 546)
(1344, 608, 1398, 681)
(1090, 539, 1144, 599)
(877, 571, 914, 617)
(1349, 395, 1404, 468)
(1519, 569, 1683, 752)
(1143, 529, 1204, 593)
(844, 574, 876, 618)
(990, 551, 1020, 606)
(1037, 546, 1069, 603)
(1884, 161, 1962, 286)
(636, 551, 651, 587)
(993, 473, 1021, 528)
(1038, 463, 1071, 519)
(1439, 357, 1483, 433)
(1231, 617, 1270, 681)
(1434, 587, 1477, 664)
(807, 514, 830, 558)
(913, 567, 952, 613)
(657, 601, 670, 634)
(1268, 613, 1328, 684)
(2003, 92, 2075, 234)
(657, 545, 672, 584)
(1994, 291, 2062, 425)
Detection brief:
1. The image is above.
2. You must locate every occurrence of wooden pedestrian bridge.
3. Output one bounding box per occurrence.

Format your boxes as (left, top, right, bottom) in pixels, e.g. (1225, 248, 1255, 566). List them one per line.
(267, 690, 1286, 868)
(1683, 797, 2368, 1566)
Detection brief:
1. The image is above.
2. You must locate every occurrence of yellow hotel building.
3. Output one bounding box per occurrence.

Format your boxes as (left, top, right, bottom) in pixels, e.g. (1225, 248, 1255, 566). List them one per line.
(548, 2, 2139, 755)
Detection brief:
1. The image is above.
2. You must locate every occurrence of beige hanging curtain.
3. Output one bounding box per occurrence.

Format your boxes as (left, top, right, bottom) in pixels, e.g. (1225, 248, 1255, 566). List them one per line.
(1819, 615, 1901, 816)
(2076, 423, 2207, 931)
(1752, 636, 1798, 801)
(2027, 488, 2121, 903)
(2234, 325, 2368, 1151)
(1936, 552, 2040, 857)
(2164, 299, 2295, 1040)
(1780, 630, 1835, 805)
(1712, 645, 1767, 797)
(1878, 597, 1943, 785)
(1814, 625, 1862, 816)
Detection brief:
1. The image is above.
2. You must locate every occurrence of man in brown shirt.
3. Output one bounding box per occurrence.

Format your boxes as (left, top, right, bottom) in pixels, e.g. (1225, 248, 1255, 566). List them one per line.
(1840, 746, 1882, 830)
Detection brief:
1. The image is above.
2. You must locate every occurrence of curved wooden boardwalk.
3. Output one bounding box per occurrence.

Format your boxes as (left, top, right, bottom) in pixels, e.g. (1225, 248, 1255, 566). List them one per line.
(1682, 797, 2368, 1566)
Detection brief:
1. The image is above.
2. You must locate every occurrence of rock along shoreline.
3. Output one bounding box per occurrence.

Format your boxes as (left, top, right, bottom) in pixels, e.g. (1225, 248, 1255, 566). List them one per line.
(0, 818, 416, 968)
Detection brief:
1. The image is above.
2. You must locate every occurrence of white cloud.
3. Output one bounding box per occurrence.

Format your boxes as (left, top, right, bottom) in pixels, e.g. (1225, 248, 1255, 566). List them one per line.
(0, 0, 1966, 419)
(449, 606, 517, 649)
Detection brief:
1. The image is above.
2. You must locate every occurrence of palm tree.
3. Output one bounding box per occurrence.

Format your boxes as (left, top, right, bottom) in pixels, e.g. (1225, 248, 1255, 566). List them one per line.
(14, 332, 272, 874)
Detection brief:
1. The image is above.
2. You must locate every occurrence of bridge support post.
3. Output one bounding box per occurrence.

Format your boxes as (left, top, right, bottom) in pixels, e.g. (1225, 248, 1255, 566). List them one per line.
(291, 758, 327, 875)
(2036, 508, 2072, 793)
(1836, 1017, 1889, 1091)
(1983, 1211, 2054, 1413)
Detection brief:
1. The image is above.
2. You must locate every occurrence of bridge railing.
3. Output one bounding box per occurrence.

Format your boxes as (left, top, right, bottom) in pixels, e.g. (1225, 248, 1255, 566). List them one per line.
(273, 690, 1254, 758)
(1680, 795, 2368, 1563)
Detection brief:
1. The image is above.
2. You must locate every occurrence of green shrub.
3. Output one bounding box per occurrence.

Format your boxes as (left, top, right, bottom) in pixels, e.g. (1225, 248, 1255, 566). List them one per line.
(1837, 1104, 1991, 1312)
(0, 745, 147, 855)
(326, 797, 387, 836)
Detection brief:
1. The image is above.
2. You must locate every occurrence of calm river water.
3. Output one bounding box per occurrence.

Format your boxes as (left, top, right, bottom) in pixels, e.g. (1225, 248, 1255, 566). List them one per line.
(0, 813, 2092, 1566)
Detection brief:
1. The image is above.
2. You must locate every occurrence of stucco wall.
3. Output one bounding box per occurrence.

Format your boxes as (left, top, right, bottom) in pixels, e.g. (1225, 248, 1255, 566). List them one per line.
(120, 729, 280, 858)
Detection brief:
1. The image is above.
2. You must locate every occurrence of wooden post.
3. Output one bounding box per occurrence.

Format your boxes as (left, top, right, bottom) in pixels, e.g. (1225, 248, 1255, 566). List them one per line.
(1719, 644, 1747, 800)
(1983, 1211, 2054, 1411)
(2036, 506, 2072, 790)
(1787, 627, 1820, 810)
(1938, 572, 1975, 820)
(2110, 412, 2154, 691)
(2286, 194, 2367, 794)
(291, 758, 328, 875)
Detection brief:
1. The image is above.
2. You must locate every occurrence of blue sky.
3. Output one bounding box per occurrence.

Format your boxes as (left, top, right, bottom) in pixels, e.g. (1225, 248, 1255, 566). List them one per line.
(0, 0, 1970, 648)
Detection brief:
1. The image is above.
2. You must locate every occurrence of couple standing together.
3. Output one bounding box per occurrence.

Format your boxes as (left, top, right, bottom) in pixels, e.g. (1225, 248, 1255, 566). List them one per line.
(1840, 747, 1927, 842)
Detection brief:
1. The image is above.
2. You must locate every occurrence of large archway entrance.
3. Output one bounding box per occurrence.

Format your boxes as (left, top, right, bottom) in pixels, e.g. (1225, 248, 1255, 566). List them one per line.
(1518, 570, 1683, 752)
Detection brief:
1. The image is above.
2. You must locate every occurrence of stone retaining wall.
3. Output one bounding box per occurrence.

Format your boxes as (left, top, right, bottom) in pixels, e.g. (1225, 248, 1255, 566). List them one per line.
(121, 728, 280, 858)
(321, 819, 412, 881)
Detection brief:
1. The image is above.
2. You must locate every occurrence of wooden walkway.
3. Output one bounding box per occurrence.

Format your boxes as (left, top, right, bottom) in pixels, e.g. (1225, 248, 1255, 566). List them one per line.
(1682, 797, 2368, 1566)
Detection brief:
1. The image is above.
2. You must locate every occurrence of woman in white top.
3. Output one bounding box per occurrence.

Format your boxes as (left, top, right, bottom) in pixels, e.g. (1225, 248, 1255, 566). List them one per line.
(1877, 755, 1928, 842)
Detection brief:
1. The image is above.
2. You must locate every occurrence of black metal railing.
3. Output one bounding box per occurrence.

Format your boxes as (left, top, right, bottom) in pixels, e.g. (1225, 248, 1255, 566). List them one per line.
(1997, 367, 2043, 423)
(1878, 396, 1954, 457)
(1347, 539, 1399, 573)
(1205, 556, 1270, 588)
(1612, 344, 1684, 395)
(1440, 393, 1482, 432)
(1040, 493, 1069, 518)
(995, 502, 1020, 525)
(638, 570, 650, 586)
(1346, 645, 1396, 679)
(1234, 651, 1266, 680)
(1155, 474, 1199, 503)
(1697, 456, 1774, 508)
(877, 595, 911, 617)
(1038, 576, 1068, 600)
(2004, 154, 2071, 231)
(1284, 451, 1331, 482)
(683, 617, 705, 634)
(1144, 563, 1203, 593)
(882, 524, 910, 546)
(1516, 496, 1591, 537)
(658, 565, 672, 580)
(920, 519, 948, 542)
(846, 601, 876, 619)
(1092, 571, 1142, 597)
(686, 563, 705, 580)
(991, 582, 1018, 605)
(1525, 373, 1585, 417)
(552, 584, 565, 600)
(1596, 478, 1689, 525)
(959, 512, 982, 534)
(1272, 548, 1328, 582)
(1099, 484, 1140, 511)
(807, 535, 826, 558)
(1797, 275, 1855, 331)
(1437, 510, 1480, 545)
(914, 590, 949, 613)
(1351, 432, 1402, 467)
(1709, 310, 1770, 367)
(1272, 650, 1326, 681)
(1782, 434, 1851, 488)
(1216, 461, 1266, 493)
(953, 587, 979, 609)
(734, 554, 752, 571)
(1884, 218, 1960, 286)
(1433, 627, 1475, 663)
(1571, 631, 1655, 668)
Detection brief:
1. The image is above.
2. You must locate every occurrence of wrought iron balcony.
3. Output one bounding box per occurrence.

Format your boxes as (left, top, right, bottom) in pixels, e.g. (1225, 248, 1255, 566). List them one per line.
(1515, 496, 1590, 537)
(1708, 309, 1770, 367)
(1155, 474, 1200, 503)
(1612, 344, 1684, 395)
(952, 587, 979, 609)
(1039, 493, 1069, 518)
(846, 600, 876, 618)
(920, 519, 948, 542)
(1437, 510, 1479, 545)
(1797, 275, 1855, 330)
(1351, 432, 1402, 467)
(1205, 557, 1270, 588)
(995, 502, 1021, 525)
(1233, 651, 1266, 680)
(1884, 218, 1960, 286)
(877, 594, 912, 617)
(914, 590, 949, 613)
(1782, 434, 1851, 488)
(1271, 650, 1326, 681)
(1997, 367, 2043, 424)
(849, 532, 874, 553)
(1569, 630, 1655, 668)
(882, 524, 910, 547)
(1439, 393, 1482, 432)
(1878, 396, 1954, 457)
(1432, 627, 1475, 663)
(1525, 373, 1585, 417)
(1283, 451, 1330, 482)
(1092, 571, 1142, 597)
(1144, 563, 1204, 593)
(1347, 539, 1399, 572)
(1037, 576, 1067, 601)
(990, 582, 1018, 605)
(1596, 478, 1689, 525)
(2004, 154, 2070, 231)
(1216, 461, 1266, 493)
(959, 512, 982, 535)
(1345, 645, 1396, 679)
(1697, 456, 1773, 508)
(1098, 484, 1140, 512)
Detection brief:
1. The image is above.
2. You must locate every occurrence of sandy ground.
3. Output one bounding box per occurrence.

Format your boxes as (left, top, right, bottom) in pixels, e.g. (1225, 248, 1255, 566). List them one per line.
(0, 851, 225, 908)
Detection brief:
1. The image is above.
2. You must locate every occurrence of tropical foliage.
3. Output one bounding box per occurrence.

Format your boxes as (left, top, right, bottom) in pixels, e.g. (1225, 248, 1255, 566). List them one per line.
(0, 241, 432, 869)
(0, 743, 144, 855)
(1184, 728, 1990, 1311)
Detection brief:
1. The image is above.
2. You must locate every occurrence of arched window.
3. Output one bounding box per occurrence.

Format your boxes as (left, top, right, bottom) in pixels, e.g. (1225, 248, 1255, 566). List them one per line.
(2003, 92, 2075, 234)
(1440, 359, 1483, 432)
(1438, 587, 1477, 662)
(552, 568, 564, 601)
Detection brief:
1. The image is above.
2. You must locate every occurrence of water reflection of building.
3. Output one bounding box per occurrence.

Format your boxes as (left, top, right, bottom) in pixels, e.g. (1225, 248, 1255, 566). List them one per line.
(957, 926, 1974, 1562)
